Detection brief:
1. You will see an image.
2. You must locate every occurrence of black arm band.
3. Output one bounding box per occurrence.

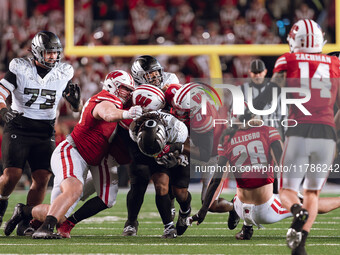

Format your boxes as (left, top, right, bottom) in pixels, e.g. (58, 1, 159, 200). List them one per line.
(0, 108, 8, 117)
(201, 156, 228, 211)
(270, 140, 282, 165)
(253, 82, 279, 110)
(170, 142, 184, 153)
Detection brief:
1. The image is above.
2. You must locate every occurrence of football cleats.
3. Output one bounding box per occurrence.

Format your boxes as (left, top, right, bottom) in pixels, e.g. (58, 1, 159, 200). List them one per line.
(131, 55, 164, 87)
(132, 84, 166, 112)
(287, 19, 325, 53)
(137, 119, 166, 156)
(102, 70, 135, 104)
(172, 82, 205, 121)
(31, 31, 63, 69)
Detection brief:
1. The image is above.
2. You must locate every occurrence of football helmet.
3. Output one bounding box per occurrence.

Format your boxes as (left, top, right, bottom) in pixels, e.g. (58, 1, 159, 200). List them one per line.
(131, 55, 164, 87)
(132, 84, 166, 112)
(31, 31, 63, 69)
(137, 119, 166, 156)
(102, 70, 135, 104)
(287, 19, 325, 53)
(172, 82, 205, 121)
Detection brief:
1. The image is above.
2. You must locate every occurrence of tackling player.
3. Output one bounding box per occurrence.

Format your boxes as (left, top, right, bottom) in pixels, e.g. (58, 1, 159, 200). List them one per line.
(122, 55, 180, 236)
(0, 31, 81, 235)
(4, 70, 142, 239)
(172, 82, 233, 213)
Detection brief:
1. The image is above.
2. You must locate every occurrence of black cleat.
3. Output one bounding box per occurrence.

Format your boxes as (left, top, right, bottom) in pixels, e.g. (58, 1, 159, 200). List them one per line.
(287, 207, 309, 249)
(162, 224, 177, 239)
(4, 203, 25, 236)
(0, 199, 9, 227)
(235, 224, 253, 240)
(176, 208, 191, 236)
(292, 244, 307, 255)
(122, 221, 138, 236)
(32, 228, 62, 239)
(228, 199, 240, 230)
(17, 218, 31, 236)
(23, 227, 35, 237)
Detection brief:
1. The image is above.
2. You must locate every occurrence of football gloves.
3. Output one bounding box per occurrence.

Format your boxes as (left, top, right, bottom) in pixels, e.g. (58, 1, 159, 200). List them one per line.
(187, 209, 208, 226)
(0, 108, 23, 123)
(63, 81, 81, 110)
(122, 105, 143, 119)
(155, 143, 188, 168)
(156, 152, 179, 168)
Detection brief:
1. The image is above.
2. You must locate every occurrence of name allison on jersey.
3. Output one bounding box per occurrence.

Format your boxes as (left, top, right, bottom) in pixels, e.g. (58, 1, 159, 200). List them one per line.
(0, 57, 73, 120)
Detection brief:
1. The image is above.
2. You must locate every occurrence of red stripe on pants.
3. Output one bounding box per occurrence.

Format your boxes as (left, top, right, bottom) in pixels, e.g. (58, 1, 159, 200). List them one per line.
(61, 142, 69, 179)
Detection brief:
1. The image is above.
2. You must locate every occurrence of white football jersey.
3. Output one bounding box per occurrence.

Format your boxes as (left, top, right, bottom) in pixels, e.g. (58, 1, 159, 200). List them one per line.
(130, 110, 188, 144)
(161, 72, 180, 89)
(0, 58, 74, 120)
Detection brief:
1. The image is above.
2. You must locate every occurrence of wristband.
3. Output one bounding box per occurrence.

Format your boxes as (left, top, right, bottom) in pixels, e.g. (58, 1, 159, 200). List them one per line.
(0, 107, 8, 117)
(122, 110, 129, 119)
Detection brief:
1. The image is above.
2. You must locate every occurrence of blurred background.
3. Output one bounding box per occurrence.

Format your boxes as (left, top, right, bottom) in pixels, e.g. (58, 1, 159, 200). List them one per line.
(0, 0, 336, 188)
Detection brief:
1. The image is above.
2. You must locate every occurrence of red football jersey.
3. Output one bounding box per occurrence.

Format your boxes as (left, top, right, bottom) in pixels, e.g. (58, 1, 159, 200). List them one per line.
(218, 126, 281, 189)
(71, 90, 123, 165)
(273, 52, 340, 127)
(164, 83, 182, 106)
(191, 101, 226, 155)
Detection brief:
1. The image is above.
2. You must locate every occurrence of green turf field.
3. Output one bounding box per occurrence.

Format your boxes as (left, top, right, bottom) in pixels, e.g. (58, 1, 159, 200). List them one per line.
(0, 191, 339, 254)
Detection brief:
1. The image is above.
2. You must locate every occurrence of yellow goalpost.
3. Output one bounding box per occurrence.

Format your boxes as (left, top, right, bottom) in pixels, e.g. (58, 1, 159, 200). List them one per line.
(64, 0, 340, 79)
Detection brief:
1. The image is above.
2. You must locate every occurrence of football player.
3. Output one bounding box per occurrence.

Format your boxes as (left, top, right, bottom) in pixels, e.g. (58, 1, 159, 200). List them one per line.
(0, 31, 81, 235)
(248, 19, 340, 254)
(189, 113, 340, 243)
(4, 70, 142, 239)
(130, 110, 191, 238)
(122, 55, 180, 236)
(131, 55, 179, 92)
(56, 84, 167, 238)
(172, 82, 233, 213)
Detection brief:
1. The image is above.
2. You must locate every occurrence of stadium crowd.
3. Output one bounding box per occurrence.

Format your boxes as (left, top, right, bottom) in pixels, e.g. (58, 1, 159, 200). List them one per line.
(0, 0, 335, 98)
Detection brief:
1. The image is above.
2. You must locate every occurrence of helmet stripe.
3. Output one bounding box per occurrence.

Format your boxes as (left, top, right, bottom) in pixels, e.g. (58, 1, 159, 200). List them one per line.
(177, 83, 200, 105)
(308, 19, 314, 48)
(137, 85, 165, 101)
(303, 19, 309, 48)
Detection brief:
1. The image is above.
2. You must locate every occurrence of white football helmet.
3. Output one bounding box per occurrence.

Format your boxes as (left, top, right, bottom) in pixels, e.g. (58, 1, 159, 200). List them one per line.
(102, 70, 135, 104)
(172, 82, 205, 120)
(132, 84, 166, 112)
(287, 19, 326, 53)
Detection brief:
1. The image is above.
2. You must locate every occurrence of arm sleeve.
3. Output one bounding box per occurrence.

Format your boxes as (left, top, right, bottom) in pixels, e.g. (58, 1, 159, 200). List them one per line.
(196, 130, 214, 162)
(0, 70, 17, 92)
(201, 156, 228, 211)
(270, 140, 282, 165)
(252, 82, 280, 110)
